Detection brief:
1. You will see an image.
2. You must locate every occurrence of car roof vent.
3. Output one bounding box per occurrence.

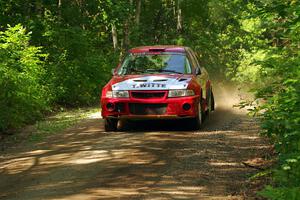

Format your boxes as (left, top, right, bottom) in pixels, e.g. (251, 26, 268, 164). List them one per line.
(149, 48, 165, 52)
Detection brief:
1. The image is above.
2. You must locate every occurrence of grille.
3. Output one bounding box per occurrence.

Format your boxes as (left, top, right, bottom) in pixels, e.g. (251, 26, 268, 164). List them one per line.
(129, 103, 167, 115)
(115, 103, 125, 112)
(131, 91, 166, 99)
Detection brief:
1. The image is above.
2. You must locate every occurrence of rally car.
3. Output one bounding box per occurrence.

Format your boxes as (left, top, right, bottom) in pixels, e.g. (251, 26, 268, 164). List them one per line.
(101, 45, 214, 131)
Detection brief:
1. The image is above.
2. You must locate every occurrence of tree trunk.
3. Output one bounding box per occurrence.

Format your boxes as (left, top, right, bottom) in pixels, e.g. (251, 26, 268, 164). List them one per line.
(135, 0, 141, 26)
(112, 23, 118, 50)
(123, 0, 135, 52)
(123, 20, 130, 51)
(172, 0, 176, 17)
(58, 0, 62, 18)
(35, 0, 42, 16)
(177, 0, 182, 32)
(153, 7, 163, 43)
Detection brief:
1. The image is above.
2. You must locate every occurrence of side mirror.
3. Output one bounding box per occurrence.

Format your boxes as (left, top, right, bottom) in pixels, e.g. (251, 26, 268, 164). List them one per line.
(195, 68, 201, 75)
(111, 68, 116, 75)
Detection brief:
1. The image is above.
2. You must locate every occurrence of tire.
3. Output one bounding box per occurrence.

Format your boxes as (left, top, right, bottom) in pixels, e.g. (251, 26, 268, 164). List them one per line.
(211, 91, 215, 111)
(104, 118, 118, 132)
(206, 89, 214, 117)
(191, 100, 204, 130)
(118, 119, 128, 131)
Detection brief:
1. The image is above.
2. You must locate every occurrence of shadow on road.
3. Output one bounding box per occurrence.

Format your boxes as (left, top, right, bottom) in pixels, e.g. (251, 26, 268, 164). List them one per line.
(0, 104, 270, 200)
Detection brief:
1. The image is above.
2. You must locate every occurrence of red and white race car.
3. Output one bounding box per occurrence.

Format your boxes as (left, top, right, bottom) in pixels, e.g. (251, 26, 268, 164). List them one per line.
(101, 45, 214, 131)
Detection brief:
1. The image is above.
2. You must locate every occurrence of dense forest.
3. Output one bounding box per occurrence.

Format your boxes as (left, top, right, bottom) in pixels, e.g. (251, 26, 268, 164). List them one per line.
(0, 0, 299, 198)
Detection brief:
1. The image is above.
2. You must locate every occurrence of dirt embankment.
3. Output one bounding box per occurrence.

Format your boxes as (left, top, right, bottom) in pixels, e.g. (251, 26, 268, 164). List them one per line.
(0, 83, 271, 200)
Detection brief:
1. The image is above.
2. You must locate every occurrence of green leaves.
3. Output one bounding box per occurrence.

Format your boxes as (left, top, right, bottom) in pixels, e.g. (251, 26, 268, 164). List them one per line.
(258, 185, 300, 200)
(0, 24, 49, 131)
(230, 0, 300, 198)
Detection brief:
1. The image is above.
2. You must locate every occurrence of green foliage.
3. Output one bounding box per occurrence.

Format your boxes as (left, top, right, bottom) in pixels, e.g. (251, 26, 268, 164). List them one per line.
(258, 185, 300, 200)
(0, 24, 49, 131)
(231, 1, 300, 199)
(42, 26, 114, 105)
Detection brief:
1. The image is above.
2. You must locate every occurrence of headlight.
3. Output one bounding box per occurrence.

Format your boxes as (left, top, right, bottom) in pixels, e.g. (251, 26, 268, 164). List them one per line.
(113, 91, 129, 98)
(168, 89, 195, 97)
(106, 91, 113, 98)
(106, 90, 129, 98)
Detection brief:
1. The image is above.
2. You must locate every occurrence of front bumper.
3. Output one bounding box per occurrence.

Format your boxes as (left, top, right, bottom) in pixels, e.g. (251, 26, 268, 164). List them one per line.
(101, 91, 199, 119)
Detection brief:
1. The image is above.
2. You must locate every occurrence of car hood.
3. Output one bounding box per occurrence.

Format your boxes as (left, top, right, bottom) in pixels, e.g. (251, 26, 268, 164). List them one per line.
(110, 74, 193, 91)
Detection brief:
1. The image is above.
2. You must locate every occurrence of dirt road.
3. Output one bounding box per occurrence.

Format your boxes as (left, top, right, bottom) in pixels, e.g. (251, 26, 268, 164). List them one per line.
(0, 85, 270, 200)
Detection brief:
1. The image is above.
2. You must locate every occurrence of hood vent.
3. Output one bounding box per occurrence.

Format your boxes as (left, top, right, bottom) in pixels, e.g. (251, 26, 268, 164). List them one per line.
(178, 78, 187, 82)
(133, 79, 147, 82)
(153, 79, 167, 82)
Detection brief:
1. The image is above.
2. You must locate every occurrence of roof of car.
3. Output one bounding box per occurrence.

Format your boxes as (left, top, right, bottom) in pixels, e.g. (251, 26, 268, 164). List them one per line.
(129, 45, 186, 53)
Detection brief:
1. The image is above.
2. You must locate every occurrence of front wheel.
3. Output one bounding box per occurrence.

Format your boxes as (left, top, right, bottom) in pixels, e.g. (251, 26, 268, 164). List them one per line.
(104, 118, 118, 132)
(211, 91, 215, 111)
(206, 90, 215, 117)
(191, 100, 204, 130)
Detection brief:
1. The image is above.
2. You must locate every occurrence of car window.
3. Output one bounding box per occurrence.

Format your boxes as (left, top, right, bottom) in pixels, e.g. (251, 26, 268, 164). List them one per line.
(186, 51, 197, 69)
(194, 53, 209, 75)
(190, 51, 201, 69)
(117, 53, 192, 75)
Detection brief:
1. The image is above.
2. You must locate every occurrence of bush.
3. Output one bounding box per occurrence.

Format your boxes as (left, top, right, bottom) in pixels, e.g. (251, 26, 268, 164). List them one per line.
(234, 1, 300, 198)
(0, 24, 49, 131)
(257, 56, 300, 199)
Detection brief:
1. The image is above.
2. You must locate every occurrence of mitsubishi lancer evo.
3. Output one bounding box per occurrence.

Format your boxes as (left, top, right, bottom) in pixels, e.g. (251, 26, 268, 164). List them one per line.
(101, 45, 215, 131)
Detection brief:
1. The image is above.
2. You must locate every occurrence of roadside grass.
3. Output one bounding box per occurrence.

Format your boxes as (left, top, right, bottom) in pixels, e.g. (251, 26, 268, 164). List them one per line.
(29, 107, 101, 142)
(0, 107, 101, 149)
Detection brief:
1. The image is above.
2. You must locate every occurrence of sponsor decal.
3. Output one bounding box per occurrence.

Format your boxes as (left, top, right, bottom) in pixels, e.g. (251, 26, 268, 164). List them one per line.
(132, 83, 166, 89)
(112, 76, 191, 91)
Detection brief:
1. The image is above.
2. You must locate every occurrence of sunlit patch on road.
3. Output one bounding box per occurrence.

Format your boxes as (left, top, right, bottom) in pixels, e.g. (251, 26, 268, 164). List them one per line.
(87, 111, 102, 119)
(0, 157, 36, 175)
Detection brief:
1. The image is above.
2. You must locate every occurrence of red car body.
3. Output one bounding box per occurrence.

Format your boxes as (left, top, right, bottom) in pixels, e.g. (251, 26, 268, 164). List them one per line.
(101, 45, 214, 131)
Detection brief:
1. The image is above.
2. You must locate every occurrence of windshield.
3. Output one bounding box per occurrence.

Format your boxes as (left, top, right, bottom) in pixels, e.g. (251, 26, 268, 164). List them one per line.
(117, 53, 192, 75)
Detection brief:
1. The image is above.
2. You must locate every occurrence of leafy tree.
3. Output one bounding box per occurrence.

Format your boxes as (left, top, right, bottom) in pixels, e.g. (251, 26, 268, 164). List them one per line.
(0, 24, 48, 131)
